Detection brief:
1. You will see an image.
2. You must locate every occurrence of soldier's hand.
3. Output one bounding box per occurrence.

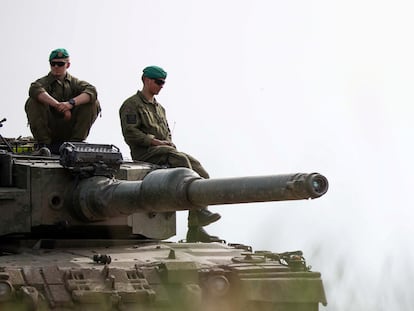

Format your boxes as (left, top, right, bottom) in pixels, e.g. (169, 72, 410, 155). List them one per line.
(63, 110, 72, 121)
(151, 139, 174, 146)
(55, 102, 73, 113)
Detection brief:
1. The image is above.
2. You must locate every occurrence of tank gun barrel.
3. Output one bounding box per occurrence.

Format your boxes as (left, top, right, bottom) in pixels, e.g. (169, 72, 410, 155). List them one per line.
(188, 172, 327, 205)
(73, 167, 328, 222)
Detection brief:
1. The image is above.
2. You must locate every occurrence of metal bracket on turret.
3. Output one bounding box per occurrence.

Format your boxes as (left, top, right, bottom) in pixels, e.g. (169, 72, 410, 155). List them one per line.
(59, 142, 123, 178)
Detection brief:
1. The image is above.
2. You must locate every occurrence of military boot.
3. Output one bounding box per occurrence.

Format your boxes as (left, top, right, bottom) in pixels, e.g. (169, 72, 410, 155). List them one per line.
(186, 226, 222, 243)
(190, 208, 221, 227)
(48, 142, 63, 155)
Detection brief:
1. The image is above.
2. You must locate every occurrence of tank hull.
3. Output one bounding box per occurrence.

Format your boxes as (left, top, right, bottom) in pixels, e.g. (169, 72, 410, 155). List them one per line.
(0, 240, 326, 311)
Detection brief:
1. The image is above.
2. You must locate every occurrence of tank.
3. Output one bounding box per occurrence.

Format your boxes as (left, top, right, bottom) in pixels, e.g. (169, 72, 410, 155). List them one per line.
(0, 129, 329, 310)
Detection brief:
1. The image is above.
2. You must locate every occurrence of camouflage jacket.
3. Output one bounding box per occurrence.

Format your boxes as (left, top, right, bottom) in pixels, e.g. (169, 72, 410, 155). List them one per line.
(119, 91, 172, 156)
(28, 72, 97, 103)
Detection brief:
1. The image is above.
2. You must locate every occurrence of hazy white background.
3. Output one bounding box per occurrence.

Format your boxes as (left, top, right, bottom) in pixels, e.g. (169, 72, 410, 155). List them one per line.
(2, 0, 414, 310)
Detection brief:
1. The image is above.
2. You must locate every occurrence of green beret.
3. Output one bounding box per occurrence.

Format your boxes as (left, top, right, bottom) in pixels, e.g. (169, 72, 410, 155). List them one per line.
(49, 48, 70, 61)
(143, 66, 167, 79)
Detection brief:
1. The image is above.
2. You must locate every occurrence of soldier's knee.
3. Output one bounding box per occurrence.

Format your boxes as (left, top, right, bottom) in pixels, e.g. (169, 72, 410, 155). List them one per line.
(167, 152, 192, 168)
(25, 98, 43, 114)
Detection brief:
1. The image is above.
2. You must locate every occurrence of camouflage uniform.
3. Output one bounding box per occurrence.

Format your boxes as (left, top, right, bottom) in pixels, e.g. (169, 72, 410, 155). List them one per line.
(25, 72, 100, 145)
(119, 91, 209, 179)
(120, 65, 221, 242)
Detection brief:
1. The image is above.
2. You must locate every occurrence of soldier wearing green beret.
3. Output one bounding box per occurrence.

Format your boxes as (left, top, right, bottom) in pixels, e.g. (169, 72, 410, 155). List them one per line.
(25, 48, 101, 153)
(119, 65, 221, 242)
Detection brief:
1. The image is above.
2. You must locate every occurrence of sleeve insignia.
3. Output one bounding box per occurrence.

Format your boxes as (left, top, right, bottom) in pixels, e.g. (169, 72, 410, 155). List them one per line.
(126, 114, 137, 124)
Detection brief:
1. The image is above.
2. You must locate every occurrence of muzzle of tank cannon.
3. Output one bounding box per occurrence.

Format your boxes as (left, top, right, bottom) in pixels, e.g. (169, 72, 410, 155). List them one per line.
(73, 167, 328, 222)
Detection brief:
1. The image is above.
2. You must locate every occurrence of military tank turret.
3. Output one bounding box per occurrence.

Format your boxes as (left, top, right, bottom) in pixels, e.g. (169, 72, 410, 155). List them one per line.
(0, 129, 329, 310)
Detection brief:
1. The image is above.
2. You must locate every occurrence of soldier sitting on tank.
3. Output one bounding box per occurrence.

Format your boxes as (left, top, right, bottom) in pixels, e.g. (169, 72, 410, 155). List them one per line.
(119, 65, 221, 243)
(25, 48, 100, 154)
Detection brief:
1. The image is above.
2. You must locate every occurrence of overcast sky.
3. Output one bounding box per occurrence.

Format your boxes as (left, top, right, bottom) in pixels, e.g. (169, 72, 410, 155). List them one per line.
(2, 1, 414, 310)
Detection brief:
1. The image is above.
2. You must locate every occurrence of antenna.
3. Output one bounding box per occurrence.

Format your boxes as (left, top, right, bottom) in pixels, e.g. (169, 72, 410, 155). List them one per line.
(171, 121, 176, 136)
(0, 118, 13, 152)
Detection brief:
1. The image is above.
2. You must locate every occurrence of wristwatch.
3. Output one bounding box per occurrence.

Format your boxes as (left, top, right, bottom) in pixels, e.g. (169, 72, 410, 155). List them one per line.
(68, 98, 76, 106)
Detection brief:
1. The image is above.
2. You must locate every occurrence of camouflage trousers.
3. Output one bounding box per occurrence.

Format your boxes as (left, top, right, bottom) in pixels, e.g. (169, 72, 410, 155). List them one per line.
(132, 145, 209, 179)
(25, 98, 100, 144)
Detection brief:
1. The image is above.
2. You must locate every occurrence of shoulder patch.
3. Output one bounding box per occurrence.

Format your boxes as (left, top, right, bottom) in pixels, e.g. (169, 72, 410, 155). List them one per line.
(126, 114, 137, 124)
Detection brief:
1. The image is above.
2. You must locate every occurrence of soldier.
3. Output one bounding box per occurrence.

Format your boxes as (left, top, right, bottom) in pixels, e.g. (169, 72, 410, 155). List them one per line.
(25, 48, 100, 154)
(119, 65, 221, 242)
